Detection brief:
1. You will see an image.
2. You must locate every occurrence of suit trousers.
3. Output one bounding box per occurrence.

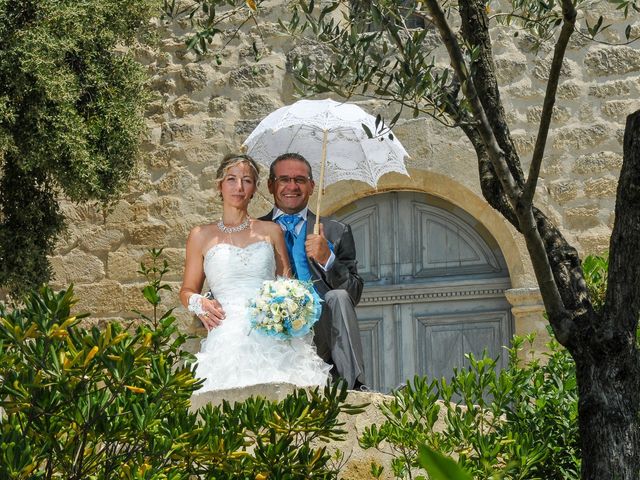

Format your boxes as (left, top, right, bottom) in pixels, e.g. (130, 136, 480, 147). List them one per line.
(313, 289, 365, 389)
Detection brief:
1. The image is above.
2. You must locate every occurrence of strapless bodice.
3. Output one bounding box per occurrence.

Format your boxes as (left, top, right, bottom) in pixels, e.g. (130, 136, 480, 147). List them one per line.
(203, 241, 276, 307)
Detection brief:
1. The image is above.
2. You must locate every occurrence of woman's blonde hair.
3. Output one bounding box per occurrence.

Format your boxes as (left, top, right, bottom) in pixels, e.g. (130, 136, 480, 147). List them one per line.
(215, 153, 261, 190)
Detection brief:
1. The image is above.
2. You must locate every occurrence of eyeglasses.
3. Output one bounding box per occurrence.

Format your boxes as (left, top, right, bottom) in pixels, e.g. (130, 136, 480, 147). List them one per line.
(273, 175, 312, 186)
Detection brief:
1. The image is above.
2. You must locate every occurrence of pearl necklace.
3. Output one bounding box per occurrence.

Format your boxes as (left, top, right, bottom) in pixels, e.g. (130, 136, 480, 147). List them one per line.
(217, 216, 250, 233)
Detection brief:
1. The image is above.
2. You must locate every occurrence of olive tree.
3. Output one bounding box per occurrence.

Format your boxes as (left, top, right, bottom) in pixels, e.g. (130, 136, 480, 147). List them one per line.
(0, 0, 158, 295)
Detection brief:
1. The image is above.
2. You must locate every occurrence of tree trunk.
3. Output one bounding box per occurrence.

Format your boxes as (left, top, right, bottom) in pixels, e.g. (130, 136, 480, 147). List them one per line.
(576, 345, 640, 479)
(576, 110, 640, 479)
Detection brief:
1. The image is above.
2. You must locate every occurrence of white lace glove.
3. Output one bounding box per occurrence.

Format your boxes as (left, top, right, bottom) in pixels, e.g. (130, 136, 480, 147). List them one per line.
(188, 293, 206, 316)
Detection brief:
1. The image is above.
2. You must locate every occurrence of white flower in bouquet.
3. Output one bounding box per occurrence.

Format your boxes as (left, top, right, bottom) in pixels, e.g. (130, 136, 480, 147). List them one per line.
(247, 278, 322, 340)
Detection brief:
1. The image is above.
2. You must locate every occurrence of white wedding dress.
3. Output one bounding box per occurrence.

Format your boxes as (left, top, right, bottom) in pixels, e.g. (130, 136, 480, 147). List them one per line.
(193, 241, 331, 393)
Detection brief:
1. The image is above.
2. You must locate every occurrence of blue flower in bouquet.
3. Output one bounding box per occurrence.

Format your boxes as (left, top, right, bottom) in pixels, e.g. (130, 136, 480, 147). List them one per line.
(247, 278, 322, 339)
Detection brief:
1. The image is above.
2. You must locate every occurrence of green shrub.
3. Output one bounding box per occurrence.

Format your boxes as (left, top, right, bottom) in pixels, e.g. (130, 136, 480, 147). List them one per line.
(0, 249, 360, 479)
(582, 253, 608, 312)
(362, 336, 579, 479)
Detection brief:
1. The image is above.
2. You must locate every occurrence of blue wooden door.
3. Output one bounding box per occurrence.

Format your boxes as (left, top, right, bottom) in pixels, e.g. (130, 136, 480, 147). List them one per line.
(336, 192, 513, 392)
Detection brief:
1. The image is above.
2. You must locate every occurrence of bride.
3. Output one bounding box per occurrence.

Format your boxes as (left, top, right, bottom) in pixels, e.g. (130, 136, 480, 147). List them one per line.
(179, 153, 331, 392)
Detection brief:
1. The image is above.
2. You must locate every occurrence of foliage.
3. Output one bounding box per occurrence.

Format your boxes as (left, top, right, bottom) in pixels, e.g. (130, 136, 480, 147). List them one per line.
(280, 0, 638, 129)
(581, 253, 608, 312)
(0, 0, 157, 295)
(361, 336, 579, 480)
(0, 250, 361, 479)
(162, 0, 266, 60)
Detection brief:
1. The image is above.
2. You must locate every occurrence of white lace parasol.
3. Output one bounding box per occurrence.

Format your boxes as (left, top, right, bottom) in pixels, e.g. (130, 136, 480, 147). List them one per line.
(243, 99, 410, 188)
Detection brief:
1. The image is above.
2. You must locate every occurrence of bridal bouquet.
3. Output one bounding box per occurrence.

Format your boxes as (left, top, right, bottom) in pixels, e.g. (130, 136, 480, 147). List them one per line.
(247, 278, 322, 340)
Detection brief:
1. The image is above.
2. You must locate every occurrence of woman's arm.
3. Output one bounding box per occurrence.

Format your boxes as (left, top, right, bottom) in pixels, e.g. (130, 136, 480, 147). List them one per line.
(179, 226, 206, 308)
(180, 226, 226, 330)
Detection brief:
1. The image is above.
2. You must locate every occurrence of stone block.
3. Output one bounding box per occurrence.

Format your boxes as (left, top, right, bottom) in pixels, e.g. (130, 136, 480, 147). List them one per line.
(585, 177, 618, 199)
(578, 229, 612, 255)
(511, 131, 536, 155)
(155, 167, 198, 195)
(235, 119, 261, 136)
(494, 55, 527, 83)
(502, 78, 543, 99)
(150, 77, 176, 94)
(79, 226, 124, 252)
(107, 249, 145, 281)
(573, 151, 623, 174)
(145, 100, 165, 117)
(122, 283, 155, 315)
(540, 155, 566, 176)
(533, 57, 577, 81)
(208, 96, 232, 117)
(578, 104, 595, 122)
(180, 63, 208, 91)
(526, 105, 571, 124)
(72, 281, 125, 315)
(128, 222, 169, 246)
(239, 92, 281, 119)
(585, 46, 640, 76)
(564, 206, 601, 230)
(204, 118, 227, 139)
(54, 226, 81, 255)
(516, 32, 553, 53)
(548, 180, 578, 204)
(602, 100, 640, 121)
(50, 250, 106, 285)
(588, 80, 632, 98)
(149, 196, 184, 218)
(160, 121, 196, 144)
(228, 64, 274, 88)
(285, 41, 332, 76)
(557, 81, 584, 99)
(552, 123, 610, 151)
(172, 96, 204, 117)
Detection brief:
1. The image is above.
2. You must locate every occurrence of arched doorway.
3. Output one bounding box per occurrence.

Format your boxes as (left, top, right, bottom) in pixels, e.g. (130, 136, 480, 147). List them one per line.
(335, 191, 513, 392)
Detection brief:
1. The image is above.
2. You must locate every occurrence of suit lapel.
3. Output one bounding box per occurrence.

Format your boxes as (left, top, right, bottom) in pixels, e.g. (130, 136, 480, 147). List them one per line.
(306, 210, 316, 236)
(261, 209, 275, 222)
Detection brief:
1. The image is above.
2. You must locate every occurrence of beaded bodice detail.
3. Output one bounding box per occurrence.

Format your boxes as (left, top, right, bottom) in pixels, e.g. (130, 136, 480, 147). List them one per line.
(203, 241, 276, 307)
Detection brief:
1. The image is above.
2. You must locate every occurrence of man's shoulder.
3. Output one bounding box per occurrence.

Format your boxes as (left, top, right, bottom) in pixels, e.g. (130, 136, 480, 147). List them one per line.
(258, 210, 275, 222)
(319, 215, 349, 229)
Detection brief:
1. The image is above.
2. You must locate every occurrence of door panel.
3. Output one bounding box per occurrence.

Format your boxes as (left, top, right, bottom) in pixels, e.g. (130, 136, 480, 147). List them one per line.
(336, 191, 513, 393)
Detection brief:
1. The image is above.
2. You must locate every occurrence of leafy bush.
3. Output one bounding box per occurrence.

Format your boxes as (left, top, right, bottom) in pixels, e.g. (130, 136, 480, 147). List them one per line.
(362, 336, 579, 479)
(0, 250, 360, 479)
(0, 0, 157, 295)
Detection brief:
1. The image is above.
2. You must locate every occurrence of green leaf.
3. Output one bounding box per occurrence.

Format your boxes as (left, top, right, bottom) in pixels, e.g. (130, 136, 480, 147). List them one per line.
(417, 444, 473, 480)
(142, 285, 160, 306)
(361, 123, 373, 138)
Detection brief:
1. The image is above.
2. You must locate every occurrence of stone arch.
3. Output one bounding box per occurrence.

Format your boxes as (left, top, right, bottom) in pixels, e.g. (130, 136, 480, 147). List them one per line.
(319, 168, 531, 289)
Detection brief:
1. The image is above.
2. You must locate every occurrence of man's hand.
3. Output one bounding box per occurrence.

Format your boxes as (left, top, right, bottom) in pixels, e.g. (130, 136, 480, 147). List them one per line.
(306, 223, 331, 266)
(198, 297, 225, 331)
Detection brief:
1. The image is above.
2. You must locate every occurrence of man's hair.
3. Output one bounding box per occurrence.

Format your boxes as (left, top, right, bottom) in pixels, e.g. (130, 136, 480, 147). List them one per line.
(269, 152, 313, 181)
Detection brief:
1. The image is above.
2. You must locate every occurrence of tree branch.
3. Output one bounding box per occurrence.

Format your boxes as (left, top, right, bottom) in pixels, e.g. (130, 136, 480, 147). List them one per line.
(424, 0, 521, 205)
(522, 0, 576, 206)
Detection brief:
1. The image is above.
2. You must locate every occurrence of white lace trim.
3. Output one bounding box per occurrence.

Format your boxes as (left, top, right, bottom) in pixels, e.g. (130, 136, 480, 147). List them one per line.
(188, 294, 205, 316)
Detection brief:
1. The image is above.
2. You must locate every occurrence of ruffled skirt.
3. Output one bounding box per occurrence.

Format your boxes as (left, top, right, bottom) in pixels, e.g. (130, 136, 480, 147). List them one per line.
(193, 297, 331, 393)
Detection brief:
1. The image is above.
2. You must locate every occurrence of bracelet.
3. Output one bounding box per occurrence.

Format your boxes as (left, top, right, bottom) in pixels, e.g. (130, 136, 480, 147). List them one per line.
(188, 293, 206, 316)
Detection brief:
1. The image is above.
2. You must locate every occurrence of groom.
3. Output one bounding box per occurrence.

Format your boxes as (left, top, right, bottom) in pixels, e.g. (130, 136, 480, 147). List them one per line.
(260, 152, 366, 390)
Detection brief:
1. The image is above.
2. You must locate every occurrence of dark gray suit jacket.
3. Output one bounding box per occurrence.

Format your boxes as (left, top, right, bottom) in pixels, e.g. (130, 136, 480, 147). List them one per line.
(259, 210, 363, 305)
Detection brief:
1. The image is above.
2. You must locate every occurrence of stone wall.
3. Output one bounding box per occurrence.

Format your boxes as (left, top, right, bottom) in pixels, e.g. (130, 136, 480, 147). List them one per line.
(49, 3, 640, 346)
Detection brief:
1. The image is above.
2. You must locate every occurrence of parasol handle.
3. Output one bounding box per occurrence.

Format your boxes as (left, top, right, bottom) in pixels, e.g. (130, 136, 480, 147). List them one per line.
(314, 129, 328, 235)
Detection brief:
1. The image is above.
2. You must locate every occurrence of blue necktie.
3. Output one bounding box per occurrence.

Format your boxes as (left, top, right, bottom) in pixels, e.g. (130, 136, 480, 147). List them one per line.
(278, 214, 302, 275)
